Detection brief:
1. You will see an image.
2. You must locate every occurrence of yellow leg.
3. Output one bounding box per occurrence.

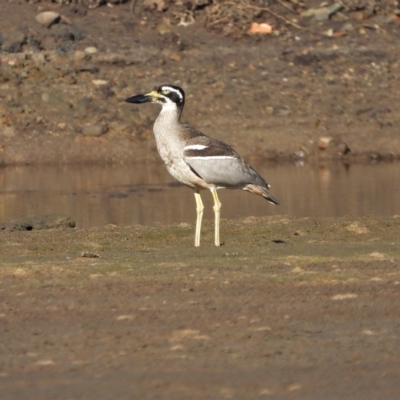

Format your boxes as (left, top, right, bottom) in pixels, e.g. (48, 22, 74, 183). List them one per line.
(194, 191, 204, 247)
(211, 189, 221, 246)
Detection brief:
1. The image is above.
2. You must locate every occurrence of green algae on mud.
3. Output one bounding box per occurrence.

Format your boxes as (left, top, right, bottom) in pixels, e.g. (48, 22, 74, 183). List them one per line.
(1, 216, 399, 284)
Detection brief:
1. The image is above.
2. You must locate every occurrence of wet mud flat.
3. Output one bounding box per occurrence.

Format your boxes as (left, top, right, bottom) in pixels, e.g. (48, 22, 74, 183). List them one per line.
(1, 216, 400, 399)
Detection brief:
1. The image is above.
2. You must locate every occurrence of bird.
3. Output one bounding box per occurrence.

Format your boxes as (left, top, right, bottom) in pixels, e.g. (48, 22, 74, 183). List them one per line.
(125, 83, 279, 247)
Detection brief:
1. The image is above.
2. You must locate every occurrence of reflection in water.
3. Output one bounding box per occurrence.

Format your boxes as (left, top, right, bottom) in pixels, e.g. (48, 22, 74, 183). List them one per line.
(0, 162, 399, 228)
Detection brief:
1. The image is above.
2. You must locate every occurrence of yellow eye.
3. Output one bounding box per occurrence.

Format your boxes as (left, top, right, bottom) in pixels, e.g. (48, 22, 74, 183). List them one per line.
(162, 89, 170, 95)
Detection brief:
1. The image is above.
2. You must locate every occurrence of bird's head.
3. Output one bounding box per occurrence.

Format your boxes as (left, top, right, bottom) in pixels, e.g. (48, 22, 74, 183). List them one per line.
(125, 84, 185, 111)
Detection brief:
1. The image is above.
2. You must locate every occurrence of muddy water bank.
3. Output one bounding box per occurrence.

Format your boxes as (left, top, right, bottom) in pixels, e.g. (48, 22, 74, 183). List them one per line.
(1, 161, 400, 228)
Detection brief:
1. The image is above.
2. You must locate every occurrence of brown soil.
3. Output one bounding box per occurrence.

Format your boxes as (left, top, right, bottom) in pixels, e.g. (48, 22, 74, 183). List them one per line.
(1, 216, 400, 398)
(1, 2, 400, 399)
(1, 1, 400, 166)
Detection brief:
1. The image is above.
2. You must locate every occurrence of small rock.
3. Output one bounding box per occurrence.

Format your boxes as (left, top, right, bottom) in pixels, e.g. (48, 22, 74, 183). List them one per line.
(323, 28, 334, 37)
(314, 9, 332, 21)
(36, 11, 61, 28)
(85, 46, 98, 54)
(82, 123, 108, 137)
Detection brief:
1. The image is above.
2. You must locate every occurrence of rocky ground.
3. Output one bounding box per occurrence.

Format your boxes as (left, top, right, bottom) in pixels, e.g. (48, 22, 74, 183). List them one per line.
(1, 0, 400, 165)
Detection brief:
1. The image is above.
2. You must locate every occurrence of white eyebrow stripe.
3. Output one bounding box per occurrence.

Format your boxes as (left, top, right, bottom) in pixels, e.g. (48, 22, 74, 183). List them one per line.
(184, 144, 209, 151)
(186, 156, 236, 160)
(162, 86, 183, 101)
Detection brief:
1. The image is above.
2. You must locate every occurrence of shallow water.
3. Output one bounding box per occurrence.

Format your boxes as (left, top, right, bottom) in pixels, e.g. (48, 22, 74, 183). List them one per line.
(1, 162, 399, 228)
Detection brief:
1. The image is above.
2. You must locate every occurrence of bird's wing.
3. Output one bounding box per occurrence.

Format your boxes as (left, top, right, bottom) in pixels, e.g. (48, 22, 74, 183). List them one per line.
(183, 136, 266, 188)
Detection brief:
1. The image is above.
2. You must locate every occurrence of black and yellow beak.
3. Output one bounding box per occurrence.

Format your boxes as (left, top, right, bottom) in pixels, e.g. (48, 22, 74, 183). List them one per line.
(125, 90, 160, 104)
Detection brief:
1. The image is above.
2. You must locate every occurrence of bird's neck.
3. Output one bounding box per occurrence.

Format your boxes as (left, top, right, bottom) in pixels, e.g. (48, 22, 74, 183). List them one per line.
(155, 104, 183, 133)
(159, 103, 182, 119)
(153, 105, 185, 157)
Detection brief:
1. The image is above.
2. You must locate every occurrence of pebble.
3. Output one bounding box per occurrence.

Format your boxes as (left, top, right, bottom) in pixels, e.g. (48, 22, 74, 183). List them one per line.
(36, 11, 61, 28)
(85, 46, 98, 54)
(82, 123, 108, 137)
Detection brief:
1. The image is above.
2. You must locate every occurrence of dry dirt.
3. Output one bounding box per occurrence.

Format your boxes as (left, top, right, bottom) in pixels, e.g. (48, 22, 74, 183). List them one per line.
(1, 1, 400, 165)
(1, 216, 400, 399)
(1, 1, 400, 399)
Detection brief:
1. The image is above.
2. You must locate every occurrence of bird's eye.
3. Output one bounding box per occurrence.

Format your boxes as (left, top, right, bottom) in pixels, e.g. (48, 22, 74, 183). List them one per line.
(162, 89, 170, 95)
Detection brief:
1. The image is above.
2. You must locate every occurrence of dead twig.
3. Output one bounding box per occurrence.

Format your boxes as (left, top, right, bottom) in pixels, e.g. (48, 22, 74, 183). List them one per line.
(286, 0, 306, 7)
(208, 15, 231, 27)
(361, 23, 386, 34)
(130, 0, 138, 13)
(276, 0, 297, 14)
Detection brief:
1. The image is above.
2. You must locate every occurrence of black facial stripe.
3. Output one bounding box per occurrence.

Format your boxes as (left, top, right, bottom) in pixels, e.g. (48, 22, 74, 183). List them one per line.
(168, 91, 183, 104)
(155, 84, 185, 105)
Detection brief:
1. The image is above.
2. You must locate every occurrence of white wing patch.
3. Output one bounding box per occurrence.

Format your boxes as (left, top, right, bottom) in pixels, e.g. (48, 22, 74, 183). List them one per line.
(185, 156, 236, 160)
(184, 144, 209, 151)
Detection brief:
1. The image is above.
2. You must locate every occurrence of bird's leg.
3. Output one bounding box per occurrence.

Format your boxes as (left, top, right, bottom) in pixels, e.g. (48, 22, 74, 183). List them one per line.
(211, 189, 221, 246)
(194, 191, 204, 247)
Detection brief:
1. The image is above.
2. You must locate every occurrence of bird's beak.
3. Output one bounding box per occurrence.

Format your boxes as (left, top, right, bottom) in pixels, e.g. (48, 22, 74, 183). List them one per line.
(125, 90, 160, 104)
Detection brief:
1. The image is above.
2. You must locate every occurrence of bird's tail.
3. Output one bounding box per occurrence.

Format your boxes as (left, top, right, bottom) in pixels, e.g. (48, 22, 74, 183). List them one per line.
(244, 184, 279, 205)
